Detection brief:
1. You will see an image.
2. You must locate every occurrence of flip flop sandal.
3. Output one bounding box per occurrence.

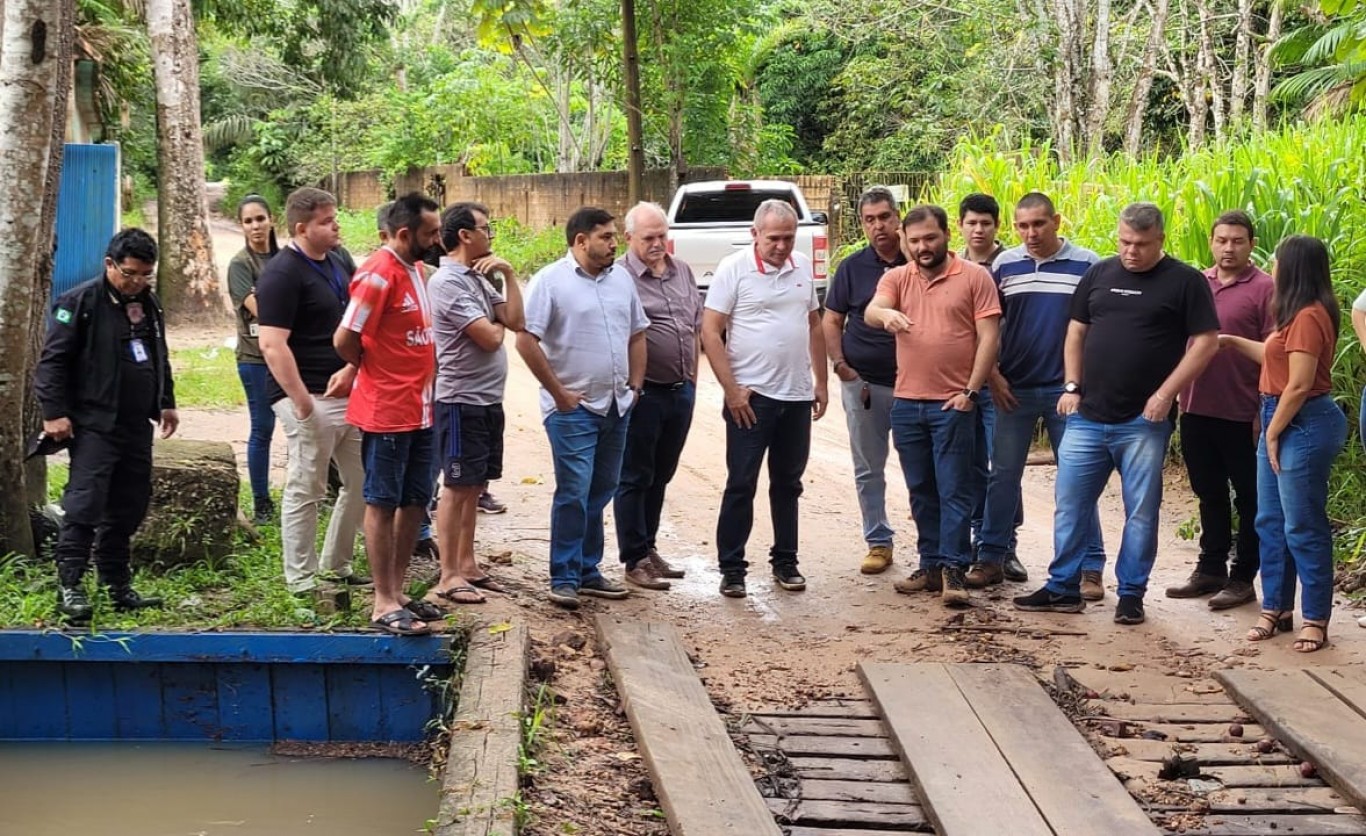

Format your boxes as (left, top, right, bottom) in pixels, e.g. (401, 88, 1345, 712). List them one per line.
(402, 597, 446, 622)
(437, 585, 487, 605)
(371, 609, 431, 636)
(469, 575, 509, 594)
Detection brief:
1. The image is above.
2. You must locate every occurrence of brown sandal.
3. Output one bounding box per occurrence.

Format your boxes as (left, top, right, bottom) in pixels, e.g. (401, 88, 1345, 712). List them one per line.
(1247, 610, 1293, 641)
(1293, 620, 1329, 653)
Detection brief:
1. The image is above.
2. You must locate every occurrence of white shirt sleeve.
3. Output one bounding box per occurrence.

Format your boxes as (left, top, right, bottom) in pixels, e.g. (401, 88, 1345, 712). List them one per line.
(704, 258, 739, 315)
(522, 267, 555, 339)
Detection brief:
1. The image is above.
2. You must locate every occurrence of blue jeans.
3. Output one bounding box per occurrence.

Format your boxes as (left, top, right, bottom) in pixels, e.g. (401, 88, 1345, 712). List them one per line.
(981, 385, 1105, 569)
(841, 379, 895, 547)
(716, 394, 812, 576)
(545, 405, 629, 588)
(237, 362, 276, 506)
(1046, 414, 1171, 598)
(1256, 394, 1345, 622)
(615, 381, 696, 568)
(891, 399, 977, 570)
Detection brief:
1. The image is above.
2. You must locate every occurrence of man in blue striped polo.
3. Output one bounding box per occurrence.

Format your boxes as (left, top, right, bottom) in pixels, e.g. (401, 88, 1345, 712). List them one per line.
(968, 193, 1107, 592)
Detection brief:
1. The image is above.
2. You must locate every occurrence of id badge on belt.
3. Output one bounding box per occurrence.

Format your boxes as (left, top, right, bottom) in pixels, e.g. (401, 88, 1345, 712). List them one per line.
(130, 338, 149, 363)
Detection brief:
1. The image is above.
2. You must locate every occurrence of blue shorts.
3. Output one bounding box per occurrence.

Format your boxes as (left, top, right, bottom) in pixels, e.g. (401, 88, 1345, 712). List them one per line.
(361, 428, 436, 508)
(436, 402, 505, 487)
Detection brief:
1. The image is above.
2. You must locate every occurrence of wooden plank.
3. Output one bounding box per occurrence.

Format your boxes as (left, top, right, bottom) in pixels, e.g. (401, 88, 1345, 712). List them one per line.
(434, 622, 528, 836)
(1085, 719, 1268, 743)
(783, 829, 931, 836)
(788, 756, 908, 782)
(1096, 702, 1247, 723)
(859, 662, 1052, 836)
(1199, 787, 1351, 813)
(740, 716, 887, 738)
(751, 700, 879, 720)
(597, 619, 780, 836)
(1108, 757, 1321, 787)
(798, 779, 918, 804)
(765, 798, 929, 828)
(949, 664, 1158, 835)
(1168, 813, 1366, 835)
(747, 733, 898, 759)
(1065, 668, 1231, 703)
(1310, 668, 1366, 722)
(1108, 738, 1297, 765)
(1218, 669, 1366, 810)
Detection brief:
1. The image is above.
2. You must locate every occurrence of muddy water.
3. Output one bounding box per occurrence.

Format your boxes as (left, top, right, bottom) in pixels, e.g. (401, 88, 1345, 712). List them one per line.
(0, 743, 436, 835)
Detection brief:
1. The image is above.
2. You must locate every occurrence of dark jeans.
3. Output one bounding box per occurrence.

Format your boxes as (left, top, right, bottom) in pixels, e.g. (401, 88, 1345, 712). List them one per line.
(55, 422, 155, 587)
(615, 381, 696, 568)
(969, 388, 1022, 552)
(716, 394, 811, 577)
(891, 399, 977, 570)
(1180, 412, 1259, 582)
(237, 362, 276, 508)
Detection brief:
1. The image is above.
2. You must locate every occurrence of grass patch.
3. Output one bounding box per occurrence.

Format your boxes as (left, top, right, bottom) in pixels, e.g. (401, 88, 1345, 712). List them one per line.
(170, 345, 245, 409)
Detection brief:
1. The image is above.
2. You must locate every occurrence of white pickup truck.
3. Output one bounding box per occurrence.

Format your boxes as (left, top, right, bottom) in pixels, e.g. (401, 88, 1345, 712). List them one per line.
(665, 180, 830, 300)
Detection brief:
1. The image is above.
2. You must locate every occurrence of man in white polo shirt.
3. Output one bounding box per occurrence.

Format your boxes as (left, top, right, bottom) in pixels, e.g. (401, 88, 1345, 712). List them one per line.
(701, 199, 829, 599)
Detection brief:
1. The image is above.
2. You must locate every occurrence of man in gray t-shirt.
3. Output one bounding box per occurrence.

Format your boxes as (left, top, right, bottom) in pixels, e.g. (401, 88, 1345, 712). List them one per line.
(428, 202, 524, 605)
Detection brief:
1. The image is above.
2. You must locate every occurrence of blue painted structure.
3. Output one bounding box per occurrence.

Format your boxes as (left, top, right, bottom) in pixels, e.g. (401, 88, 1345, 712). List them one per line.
(0, 632, 454, 743)
(53, 143, 120, 298)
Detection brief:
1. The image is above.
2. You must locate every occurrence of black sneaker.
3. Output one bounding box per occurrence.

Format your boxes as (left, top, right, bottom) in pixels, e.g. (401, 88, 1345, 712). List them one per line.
(1002, 553, 1029, 582)
(57, 585, 93, 623)
(1013, 586, 1086, 613)
(412, 537, 439, 561)
(252, 499, 275, 527)
(1114, 595, 1146, 625)
(107, 585, 163, 612)
(720, 575, 747, 598)
(337, 573, 375, 587)
(772, 564, 806, 591)
(579, 576, 629, 599)
(547, 585, 580, 609)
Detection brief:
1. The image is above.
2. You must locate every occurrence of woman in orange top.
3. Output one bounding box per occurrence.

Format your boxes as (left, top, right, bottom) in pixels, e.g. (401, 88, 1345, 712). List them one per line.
(1220, 235, 1346, 652)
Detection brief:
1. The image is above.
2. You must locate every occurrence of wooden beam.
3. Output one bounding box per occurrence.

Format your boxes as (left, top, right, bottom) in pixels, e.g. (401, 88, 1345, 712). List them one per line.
(1217, 669, 1366, 811)
(859, 662, 1052, 835)
(597, 618, 780, 836)
(435, 622, 528, 836)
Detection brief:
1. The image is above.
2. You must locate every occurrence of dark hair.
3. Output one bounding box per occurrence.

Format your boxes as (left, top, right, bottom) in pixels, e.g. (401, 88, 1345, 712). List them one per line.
(440, 201, 491, 252)
(237, 194, 280, 254)
(1016, 192, 1056, 217)
(902, 204, 949, 233)
(1271, 235, 1339, 341)
(858, 187, 898, 216)
(284, 187, 336, 234)
(376, 201, 393, 232)
(107, 228, 157, 264)
(1211, 209, 1256, 240)
(385, 192, 440, 238)
(566, 206, 615, 247)
(958, 193, 999, 223)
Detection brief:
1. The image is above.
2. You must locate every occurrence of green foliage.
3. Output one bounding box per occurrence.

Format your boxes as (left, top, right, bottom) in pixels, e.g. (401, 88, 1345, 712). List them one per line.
(490, 217, 567, 278)
(169, 346, 245, 409)
(1272, 0, 1366, 112)
(927, 116, 1366, 528)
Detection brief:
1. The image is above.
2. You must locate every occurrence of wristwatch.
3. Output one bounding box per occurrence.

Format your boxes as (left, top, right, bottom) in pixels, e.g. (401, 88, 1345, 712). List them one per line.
(1063, 381, 1082, 395)
(962, 388, 981, 403)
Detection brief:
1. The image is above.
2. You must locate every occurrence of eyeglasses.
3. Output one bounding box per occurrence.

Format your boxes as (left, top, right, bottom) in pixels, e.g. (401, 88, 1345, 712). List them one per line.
(112, 264, 156, 281)
(475, 222, 496, 241)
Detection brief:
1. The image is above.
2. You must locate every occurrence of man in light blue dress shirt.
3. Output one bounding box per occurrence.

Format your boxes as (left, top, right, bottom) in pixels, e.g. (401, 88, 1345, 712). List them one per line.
(516, 207, 650, 609)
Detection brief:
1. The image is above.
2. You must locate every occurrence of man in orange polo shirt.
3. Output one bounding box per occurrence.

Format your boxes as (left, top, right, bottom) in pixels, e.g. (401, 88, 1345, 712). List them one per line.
(866, 204, 1001, 606)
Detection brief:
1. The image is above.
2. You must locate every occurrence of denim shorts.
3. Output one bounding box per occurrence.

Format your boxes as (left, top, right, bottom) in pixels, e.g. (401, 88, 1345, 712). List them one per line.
(361, 428, 436, 508)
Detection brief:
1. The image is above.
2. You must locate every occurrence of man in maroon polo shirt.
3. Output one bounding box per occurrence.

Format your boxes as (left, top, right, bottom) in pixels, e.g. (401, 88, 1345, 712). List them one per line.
(1167, 210, 1274, 609)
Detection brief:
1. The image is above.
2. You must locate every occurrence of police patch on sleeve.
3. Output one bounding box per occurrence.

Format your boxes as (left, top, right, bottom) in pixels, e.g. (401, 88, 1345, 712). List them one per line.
(55, 308, 72, 324)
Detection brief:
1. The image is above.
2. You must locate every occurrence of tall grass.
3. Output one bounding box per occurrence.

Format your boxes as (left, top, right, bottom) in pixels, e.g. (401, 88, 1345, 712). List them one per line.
(925, 117, 1366, 536)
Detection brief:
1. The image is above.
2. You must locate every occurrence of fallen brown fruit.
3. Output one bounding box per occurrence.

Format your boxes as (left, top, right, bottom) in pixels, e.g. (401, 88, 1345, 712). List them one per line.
(1228, 723, 1244, 738)
(1301, 761, 1318, 778)
(1256, 739, 1276, 754)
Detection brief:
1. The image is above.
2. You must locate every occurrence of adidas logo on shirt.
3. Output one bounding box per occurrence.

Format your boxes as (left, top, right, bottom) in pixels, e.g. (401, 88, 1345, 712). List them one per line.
(401, 292, 419, 312)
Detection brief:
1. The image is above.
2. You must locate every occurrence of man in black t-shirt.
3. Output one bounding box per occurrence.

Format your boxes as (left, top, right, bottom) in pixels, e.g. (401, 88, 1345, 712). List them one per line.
(822, 188, 906, 575)
(256, 187, 368, 598)
(1014, 203, 1219, 625)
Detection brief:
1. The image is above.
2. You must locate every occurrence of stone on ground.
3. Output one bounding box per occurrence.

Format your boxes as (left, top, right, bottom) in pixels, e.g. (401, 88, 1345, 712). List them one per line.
(132, 439, 238, 568)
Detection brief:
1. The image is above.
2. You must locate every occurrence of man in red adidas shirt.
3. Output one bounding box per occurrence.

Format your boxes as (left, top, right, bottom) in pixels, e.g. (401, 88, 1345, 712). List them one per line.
(334, 193, 444, 636)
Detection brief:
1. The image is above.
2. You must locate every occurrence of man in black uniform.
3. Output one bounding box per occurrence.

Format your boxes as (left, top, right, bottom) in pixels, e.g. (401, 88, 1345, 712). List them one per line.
(36, 228, 179, 623)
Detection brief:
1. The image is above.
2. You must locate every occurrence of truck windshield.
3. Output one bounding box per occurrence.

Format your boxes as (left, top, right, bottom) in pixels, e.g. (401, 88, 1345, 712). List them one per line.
(673, 190, 801, 223)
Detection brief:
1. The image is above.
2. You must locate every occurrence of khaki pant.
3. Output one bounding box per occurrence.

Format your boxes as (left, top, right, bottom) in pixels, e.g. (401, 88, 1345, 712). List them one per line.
(272, 396, 365, 591)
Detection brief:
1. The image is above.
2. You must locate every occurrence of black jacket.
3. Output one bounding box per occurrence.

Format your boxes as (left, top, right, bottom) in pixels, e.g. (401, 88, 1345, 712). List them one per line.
(35, 277, 176, 433)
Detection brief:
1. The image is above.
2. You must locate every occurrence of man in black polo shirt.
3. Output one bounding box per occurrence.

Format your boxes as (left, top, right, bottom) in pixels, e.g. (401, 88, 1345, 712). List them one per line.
(822, 187, 906, 574)
(256, 186, 367, 599)
(1015, 203, 1219, 625)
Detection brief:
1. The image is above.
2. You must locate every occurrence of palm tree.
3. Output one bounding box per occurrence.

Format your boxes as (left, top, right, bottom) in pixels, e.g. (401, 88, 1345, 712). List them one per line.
(1272, 0, 1366, 114)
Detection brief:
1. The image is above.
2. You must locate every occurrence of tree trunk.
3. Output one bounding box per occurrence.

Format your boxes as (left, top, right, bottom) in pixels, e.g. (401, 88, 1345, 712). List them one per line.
(620, 0, 644, 206)
(147, 0, 221, 323)
(1198, 0, 1226, 141)
(1050, 0, 1084, 163)
(1123, 0, 1169, 154)
(1229, 0, 1253, 121)
(1252, 0, 1283, 131)
(1084, 0, 1113, 158)
(0, 0, 74, 557)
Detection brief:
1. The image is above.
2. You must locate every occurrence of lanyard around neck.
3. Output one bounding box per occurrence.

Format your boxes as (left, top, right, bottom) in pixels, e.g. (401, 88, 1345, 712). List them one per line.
(288, 245, 347, 304)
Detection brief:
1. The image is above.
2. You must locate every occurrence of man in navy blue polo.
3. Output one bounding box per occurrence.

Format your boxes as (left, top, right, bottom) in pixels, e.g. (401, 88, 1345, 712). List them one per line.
(822, 187, 906, 574)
